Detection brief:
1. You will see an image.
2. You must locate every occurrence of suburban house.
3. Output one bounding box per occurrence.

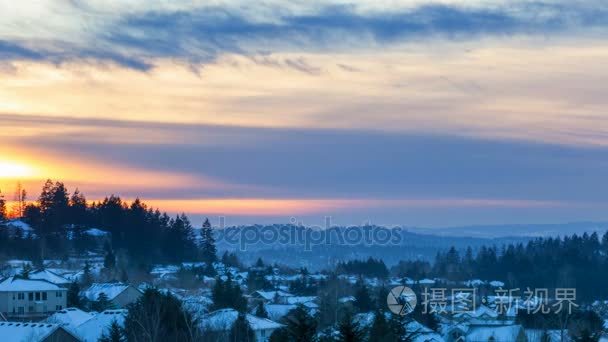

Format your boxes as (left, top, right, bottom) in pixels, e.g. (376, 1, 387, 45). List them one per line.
(81, 283, 142, 309)
(74, 309, 127, 342)
(0, 321, 82, 342)
(0, 276, 68, 319)
(249, 290, 293, 306)
(201, 308, 283, 342)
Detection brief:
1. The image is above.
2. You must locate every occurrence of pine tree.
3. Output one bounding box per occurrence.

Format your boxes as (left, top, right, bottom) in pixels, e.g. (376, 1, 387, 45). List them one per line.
(98, 320, 124, 342)
(369, 310, 397, 342)
(229, 312, 255, 342)
(123, 288, 201, 341)
(82, 260, 93, 285)
(67, 281, 81, 308)
(120, 269, 128, 283)
(337, 311, 364, 342)
(353, 280, 373, 313)
(283, 305, 317, 342)
(20, 263, 32, 278)
(200, 218, 217, 263)
(0, 189, 6, 221)
(104, 249, 116, 270)
(92, 292, 113, 312)
(211, 275, 247, 312)
(255, 302, 268, 319)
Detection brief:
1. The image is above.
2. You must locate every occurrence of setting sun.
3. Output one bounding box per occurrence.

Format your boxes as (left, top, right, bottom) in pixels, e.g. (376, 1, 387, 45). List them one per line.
(0, 160, 35, 179)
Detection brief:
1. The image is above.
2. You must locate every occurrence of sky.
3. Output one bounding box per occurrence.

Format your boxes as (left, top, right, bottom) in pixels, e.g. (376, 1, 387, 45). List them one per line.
(1, 0, 608, 227)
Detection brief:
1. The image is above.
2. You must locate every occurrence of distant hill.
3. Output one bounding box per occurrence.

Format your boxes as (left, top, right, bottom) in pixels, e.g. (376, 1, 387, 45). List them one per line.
(407, 221, 608, 238)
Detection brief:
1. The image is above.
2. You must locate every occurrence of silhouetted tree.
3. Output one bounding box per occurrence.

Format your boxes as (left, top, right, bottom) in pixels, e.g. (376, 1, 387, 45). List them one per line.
(229, 312, 255, 342)
(123, 288, 200, 342)
(255, 302, 268, 319)
(67, 281, 81, 308)
(98, 320, 125, 342)
(200, 218, 217, 264)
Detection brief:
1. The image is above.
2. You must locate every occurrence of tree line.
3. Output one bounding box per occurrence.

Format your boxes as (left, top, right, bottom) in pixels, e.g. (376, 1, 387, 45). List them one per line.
(0, 180, 218, 267)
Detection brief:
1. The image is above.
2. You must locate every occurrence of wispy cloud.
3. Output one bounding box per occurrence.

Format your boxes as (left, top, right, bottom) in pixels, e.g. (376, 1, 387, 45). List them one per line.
(1, 1, 607, 69)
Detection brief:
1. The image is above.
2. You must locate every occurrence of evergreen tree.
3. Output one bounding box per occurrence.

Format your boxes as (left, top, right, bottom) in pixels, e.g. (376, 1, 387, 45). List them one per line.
(67, 281, 81, 308)
(0, 189, 6, 221)
(274, 305, 316, 342)
(98, 320, 124, 342)
(369, 310, 397, 342)
(337, 311, 364, 342)
(123, 288, 201, 342)
(120, 269, 129, 283)
(200, 218, 217, 263)
(69, 189, 88, 227)
(255, 302, 269, 319)
(353, 280, 373, 313)
(92, 292, 113, 312)
(229, 312, 255, 342)
(211, 275, 247, 312)
(20, 263, 32, 278)
(104, 249, 116, 270)
(82, 260, 93, 285)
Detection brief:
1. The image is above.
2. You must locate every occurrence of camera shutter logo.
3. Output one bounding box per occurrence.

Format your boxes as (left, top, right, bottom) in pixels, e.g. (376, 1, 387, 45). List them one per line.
(387, 286, 417, 315)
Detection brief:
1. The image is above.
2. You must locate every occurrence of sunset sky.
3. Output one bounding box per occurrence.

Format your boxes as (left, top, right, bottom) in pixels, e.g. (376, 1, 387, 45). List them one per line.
(1, 0, 608, 226)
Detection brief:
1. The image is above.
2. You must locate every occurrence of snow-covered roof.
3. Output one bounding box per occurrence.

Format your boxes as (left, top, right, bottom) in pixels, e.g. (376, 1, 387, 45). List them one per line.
(46, 307, 94, 329)
(29, 269, 71, 285)
(253, 290, 293, 301)
(6, 220, 33, 232)
(0, 322, 79, 342)
(84, 228, 110, 237)
(75, 309, 126, 342)
(338, 296, 355, 303)
(257, 304, 297, 321)
(82, 283, 131, 301)
(283, 296, 317, 305)
(201, 309, 283, 331)
(466, 325, 524, 342)
(0, 276, 65, 292)
(489, 280, 505, 287)
(454, 305, 500, 321)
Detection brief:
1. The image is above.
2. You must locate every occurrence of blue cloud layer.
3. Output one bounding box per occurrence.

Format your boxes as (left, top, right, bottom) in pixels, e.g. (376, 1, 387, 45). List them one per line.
(1, 2, 607, 70)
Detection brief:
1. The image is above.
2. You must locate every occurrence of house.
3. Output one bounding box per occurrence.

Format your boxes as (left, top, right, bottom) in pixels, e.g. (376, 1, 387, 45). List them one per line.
(46, 308, 94, 330)
(280, 295, 317, 305)
(251, 290, 293, 302)
(81, 283, 142, 309)
(251, 303, 318, 322)
(74, 309, 126, 342)
(0, 321, 82, 342)
(201, 308, 283, 342)
(0, 276, 68, 319)
(29, 270, 71, 287)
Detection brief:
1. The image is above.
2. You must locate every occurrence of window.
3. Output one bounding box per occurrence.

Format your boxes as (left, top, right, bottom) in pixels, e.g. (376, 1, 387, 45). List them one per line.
(18, 307, 24, 314)
(56, 291, 63, 298)
(28, 306, 33, 312)
(18, 293, 24, 300)
(42, 292, 47, 300)
(55, 305, 62, 311)
(35, 292, 40, 301)
(28, 292, 33, 301)
(261, 330, 266, 337)
(12, 293, 15, 300)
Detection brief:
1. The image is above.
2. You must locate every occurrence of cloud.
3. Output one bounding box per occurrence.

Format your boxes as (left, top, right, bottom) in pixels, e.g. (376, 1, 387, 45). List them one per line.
(1, 1, 607, 69)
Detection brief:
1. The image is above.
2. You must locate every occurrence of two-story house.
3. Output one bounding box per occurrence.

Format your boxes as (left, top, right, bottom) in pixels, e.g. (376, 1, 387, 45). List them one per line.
(0, 276, 68, 320)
